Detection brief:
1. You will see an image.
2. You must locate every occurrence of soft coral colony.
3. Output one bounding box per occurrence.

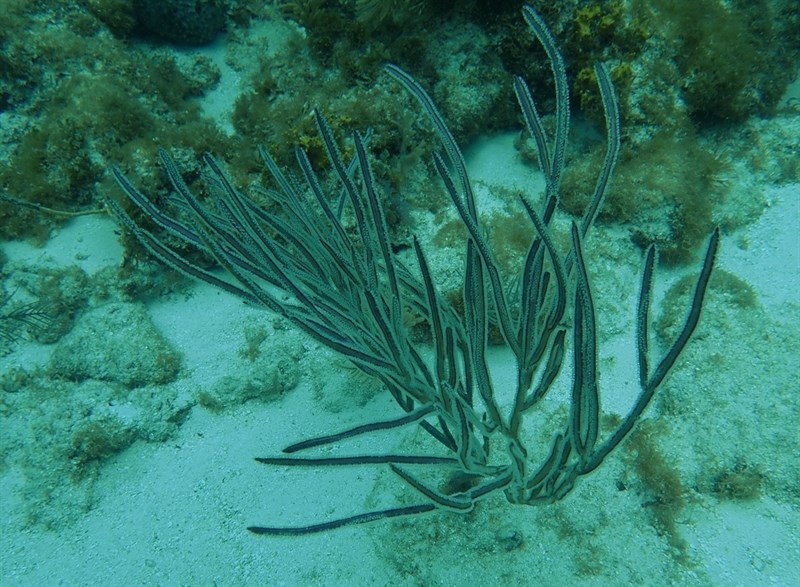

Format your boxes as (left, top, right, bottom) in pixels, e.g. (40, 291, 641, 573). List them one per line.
(107, 4, 718, 534)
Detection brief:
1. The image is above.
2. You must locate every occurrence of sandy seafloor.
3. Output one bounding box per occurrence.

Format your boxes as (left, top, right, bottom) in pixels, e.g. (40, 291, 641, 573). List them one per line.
(1, 136, 798, 585)
(2, 18, 800, 587)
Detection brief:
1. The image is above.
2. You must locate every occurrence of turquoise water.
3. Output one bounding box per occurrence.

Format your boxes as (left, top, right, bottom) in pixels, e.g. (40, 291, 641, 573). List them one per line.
(1, 2, 798, 585)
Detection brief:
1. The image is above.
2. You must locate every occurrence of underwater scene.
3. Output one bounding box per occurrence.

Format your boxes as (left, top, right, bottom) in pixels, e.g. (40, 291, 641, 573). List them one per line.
(1, 1, 798, 585)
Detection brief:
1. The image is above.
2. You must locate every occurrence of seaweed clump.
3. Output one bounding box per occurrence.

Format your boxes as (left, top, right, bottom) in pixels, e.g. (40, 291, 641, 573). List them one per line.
(634, 0, 799, 123)
(0, 0, 229, 243)
(711, 461, 764, 501)
(0, 289, 51, 352)
(622, 420, 690, 563)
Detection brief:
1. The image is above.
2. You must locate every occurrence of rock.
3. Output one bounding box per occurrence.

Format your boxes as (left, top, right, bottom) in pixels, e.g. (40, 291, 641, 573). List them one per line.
(133, 0, 227, 45)
(49, 302, 181, 387)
